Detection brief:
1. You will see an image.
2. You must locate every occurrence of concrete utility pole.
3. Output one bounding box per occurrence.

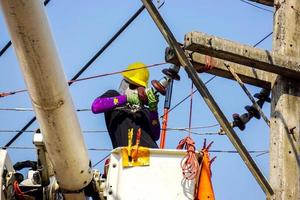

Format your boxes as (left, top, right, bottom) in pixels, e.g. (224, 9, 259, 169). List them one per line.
(270, 0, 300, 199)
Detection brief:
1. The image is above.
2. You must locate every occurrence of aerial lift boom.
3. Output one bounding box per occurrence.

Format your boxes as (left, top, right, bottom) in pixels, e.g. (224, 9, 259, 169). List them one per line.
(0, 0, 92, 198)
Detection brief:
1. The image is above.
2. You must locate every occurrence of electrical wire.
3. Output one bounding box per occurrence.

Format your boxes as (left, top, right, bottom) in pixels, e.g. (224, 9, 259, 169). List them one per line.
(0, 125, 221, 132)
(92, 154, 111, 168)
(2, 146, 268, 155)
(0, 127, 221, 136)
(239, 0, 273, 13)
(0, 0, 52, 57)
(0, 62, 166, 98)
(160, 75, 217, 118)
(253, 32, 273, 47)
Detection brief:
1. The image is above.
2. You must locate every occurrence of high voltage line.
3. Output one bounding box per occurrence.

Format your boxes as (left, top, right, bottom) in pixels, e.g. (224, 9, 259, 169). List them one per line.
(0, 62, 166, 98)
(2, 146, 269, 154)
(0, 0, 52, 57)
(239, 0, 273, 13)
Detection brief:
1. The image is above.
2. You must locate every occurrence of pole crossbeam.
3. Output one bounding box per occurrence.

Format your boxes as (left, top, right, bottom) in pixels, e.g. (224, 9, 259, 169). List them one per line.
(184, 31, 300, 80)
(166, 48, 272, 89)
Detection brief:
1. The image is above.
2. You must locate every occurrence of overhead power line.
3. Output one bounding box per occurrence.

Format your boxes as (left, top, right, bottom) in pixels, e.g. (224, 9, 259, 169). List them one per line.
(93, 154, 111, 168)
(253, 32, 273, 47)
(0, 62, 166, 98)
(2, 146, 269, 155)
(0, 0, 52, 57)
(239, 0, 273, 13)
(2, 4, 151, 149)
(0, 126, 221, 137)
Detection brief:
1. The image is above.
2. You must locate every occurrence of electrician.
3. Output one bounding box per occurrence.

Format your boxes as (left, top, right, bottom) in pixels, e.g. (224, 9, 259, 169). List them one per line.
(91, 62, 160, 148)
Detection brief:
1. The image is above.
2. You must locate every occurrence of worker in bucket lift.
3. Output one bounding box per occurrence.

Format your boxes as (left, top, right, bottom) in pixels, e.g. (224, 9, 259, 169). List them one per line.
(91, 62, 160, 148)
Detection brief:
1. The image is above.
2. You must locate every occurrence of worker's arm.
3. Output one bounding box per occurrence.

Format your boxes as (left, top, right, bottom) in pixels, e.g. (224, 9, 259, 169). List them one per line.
(91, 90, 127, 113)
(91, 90, 142, 113)
(147, 88, 161, 141)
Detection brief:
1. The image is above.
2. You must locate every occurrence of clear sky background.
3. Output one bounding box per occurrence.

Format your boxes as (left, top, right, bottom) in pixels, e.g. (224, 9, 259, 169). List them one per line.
(0, 1, 273, 199)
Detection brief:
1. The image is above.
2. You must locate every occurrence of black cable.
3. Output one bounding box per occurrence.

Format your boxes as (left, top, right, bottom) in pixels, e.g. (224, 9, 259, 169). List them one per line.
(253, 32, 273, 47)
(3, 5, 147, 148)
(0, 0, 52, 57)
(68, 5, 145, 83)
(0, 41, 11, 57)
(239, 0, 273, 13)
(3, 117, 36, 149)
(43, 0, 51, 6)
(92, 154, 111, 168)
(161, 75, 216, 118)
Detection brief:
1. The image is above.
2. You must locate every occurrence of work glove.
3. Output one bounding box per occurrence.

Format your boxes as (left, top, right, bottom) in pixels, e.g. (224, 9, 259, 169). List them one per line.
(147, 88, 159, 111)
(127, 93, 141, 105)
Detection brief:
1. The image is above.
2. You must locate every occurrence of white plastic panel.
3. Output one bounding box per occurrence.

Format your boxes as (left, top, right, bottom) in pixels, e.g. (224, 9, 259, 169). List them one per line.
(0, 150, 14, 200)
(106, 148, 196, 200)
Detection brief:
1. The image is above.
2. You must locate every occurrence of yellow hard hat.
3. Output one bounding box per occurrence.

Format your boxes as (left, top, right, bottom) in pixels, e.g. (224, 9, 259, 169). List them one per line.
(122, 62, 149, 87)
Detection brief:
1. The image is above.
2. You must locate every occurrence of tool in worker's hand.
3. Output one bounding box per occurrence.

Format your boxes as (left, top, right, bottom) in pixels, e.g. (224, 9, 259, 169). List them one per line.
(160, 79, 173, 148)
(151, 64, 180, 95)
(137, 64, 180, 106)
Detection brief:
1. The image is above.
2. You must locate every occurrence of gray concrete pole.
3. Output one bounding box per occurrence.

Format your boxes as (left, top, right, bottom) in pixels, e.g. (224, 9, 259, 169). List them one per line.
(270, 0, 300, 199)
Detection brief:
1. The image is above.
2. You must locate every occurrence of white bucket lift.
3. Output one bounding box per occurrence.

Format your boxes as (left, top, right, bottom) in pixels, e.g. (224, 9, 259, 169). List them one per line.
(106, 148, 198, 200)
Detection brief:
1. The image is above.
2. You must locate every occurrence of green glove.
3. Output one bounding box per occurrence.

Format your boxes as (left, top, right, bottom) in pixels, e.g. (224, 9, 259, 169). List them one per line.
(127, 93, 141, 105)
(147, 88, 159, 111)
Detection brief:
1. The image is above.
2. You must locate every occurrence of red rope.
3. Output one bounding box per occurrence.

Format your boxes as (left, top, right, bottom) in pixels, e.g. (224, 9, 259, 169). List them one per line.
(177, 136, 199, 180)
(68, 62, 166, 83)
(13, 180, 25, 199)
(0, 62, 166, 98)
(204, 56, 215, 71)
(198, 55, 215, 73)
(0, 89, 27, 98)
(176, 81, 199, 180)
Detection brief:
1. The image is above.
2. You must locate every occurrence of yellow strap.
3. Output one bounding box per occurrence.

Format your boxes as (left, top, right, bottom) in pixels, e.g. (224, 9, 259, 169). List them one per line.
(122, 146, 150, 167)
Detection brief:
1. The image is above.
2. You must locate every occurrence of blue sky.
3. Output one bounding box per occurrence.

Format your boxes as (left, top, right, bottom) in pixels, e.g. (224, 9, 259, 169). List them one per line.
(0, 1, 273, 199)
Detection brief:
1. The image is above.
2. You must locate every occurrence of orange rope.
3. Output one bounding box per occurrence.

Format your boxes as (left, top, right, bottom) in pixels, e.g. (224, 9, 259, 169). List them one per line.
(176, 81, 199, 180)
(176, 136, 199, 180)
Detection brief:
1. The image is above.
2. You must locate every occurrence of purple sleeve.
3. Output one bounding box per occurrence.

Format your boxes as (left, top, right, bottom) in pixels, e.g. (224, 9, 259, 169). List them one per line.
(91, 95, 127, 114)
(149, 111, 161, 141)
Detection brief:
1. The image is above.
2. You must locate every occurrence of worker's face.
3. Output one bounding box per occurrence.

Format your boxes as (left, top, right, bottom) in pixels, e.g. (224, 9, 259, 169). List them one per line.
(119, 79, 139, 95)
